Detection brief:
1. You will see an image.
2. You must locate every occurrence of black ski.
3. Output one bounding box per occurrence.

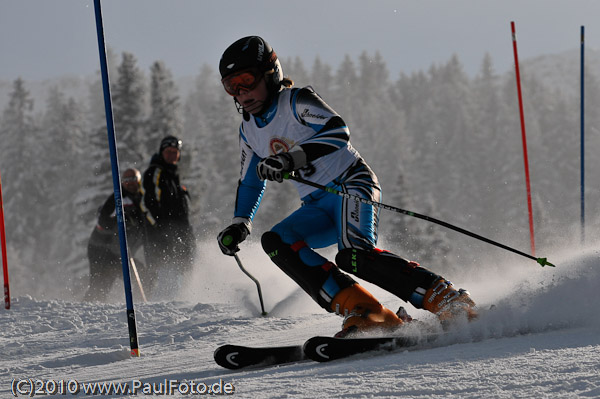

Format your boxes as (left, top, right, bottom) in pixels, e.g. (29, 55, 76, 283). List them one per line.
(214, 334, 435, 369)
(303, 333, 437, 362)
(214, 343, 305, 370)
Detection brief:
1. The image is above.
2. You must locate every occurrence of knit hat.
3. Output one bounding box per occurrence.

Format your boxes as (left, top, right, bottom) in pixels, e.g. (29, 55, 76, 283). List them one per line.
(159, 135, 182, 153)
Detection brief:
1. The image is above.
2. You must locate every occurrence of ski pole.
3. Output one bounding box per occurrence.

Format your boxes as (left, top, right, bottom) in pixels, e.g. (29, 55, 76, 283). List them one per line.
(234, 253, 268, 316)
(284, 173, 554, 267)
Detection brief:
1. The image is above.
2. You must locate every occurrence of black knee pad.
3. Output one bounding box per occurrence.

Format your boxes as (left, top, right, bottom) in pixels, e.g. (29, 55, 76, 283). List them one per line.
(336, 248, 439, 303)
(261, 231, 284, 258)
(262, 231, 354, 310)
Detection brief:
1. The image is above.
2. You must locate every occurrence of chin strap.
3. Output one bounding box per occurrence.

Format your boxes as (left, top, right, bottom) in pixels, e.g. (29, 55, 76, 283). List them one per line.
(234, 98, 245, 115)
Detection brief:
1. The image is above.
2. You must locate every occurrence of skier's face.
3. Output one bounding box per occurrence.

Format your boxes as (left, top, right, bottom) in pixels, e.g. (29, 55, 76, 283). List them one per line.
(162, 147, 180, 165)
(234, 78, 268, 115)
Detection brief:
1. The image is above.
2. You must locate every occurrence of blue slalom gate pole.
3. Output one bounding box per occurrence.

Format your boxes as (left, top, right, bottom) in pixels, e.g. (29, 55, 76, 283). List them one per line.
(93, 0, 140, 357)
(580, 25, 585, 244)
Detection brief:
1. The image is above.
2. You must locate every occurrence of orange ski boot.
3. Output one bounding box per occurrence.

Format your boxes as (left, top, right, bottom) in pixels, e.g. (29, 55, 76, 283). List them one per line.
(331, 284, 404, 338)
(422, 278, 477, 324)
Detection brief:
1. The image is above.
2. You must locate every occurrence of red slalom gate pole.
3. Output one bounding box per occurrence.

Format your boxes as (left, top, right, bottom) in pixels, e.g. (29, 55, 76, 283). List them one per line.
(511, 21, 536, 256)
(0, 171, 10, 309)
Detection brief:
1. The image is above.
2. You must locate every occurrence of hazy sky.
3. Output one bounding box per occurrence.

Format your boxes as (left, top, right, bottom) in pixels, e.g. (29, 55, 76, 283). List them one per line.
(1, 0, 599, 81)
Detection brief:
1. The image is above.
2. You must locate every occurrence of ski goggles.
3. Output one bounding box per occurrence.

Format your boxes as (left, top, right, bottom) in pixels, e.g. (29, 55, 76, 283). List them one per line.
(221, 69, 262, 96)
(160, 137, 182, 151)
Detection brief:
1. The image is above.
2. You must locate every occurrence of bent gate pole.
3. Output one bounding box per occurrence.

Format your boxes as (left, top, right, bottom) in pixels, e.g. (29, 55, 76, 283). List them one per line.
(0, 171, 10, 309)
(511, 21, 536, 257)
(93, 0, 140, 357)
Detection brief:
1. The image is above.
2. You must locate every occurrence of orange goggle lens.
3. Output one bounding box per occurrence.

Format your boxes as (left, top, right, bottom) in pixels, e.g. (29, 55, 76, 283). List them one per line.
(221, 70, 261, 96)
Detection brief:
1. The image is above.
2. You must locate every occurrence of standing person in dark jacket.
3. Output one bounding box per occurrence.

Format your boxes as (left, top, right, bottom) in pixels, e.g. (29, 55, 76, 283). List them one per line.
(84, 168, 147, 302)
(142, 135, 196, 294)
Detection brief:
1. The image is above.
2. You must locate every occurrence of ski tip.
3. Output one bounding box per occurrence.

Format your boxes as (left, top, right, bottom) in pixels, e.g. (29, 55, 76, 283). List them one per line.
(537, 257, 555, 267)
(302, 336, 332, 362)
(130, 349, 141, 357)
(214, 345, 242, 370)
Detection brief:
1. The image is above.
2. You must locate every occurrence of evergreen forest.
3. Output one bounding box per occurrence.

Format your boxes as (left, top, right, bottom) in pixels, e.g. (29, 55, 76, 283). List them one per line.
(1, 49, 598, 299)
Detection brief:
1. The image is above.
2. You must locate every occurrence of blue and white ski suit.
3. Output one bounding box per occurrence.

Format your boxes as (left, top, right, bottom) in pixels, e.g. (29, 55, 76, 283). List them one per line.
(235, 87, 381, 248)
(232, 86, 383, 307)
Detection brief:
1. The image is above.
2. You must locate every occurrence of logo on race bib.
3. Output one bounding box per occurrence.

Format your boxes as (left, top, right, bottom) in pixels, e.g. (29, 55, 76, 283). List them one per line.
(269, 138, 291, 155)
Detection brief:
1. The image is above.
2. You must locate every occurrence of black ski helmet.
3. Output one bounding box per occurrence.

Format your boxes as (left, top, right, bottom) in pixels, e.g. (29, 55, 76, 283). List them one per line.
(219, 36, 284, 93)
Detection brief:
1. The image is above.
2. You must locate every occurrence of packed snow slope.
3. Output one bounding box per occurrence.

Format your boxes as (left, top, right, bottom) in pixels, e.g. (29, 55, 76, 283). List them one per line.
(2, 242, 600, 398)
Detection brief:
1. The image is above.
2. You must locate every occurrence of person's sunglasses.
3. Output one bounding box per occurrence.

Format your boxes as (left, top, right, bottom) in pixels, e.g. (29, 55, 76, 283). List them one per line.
(221, 69, 262, 96)
(122, 177, 139, 183)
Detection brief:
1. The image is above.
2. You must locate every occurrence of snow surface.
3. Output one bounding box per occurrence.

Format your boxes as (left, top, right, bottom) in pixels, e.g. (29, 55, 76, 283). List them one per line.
(3, 242, 600, 398)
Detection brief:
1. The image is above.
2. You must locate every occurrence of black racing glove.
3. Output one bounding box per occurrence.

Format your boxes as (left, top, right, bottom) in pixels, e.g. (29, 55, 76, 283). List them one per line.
(256, 149, 307, 183)
(256, 153, 293, 183)
(217, 223, 250, 256)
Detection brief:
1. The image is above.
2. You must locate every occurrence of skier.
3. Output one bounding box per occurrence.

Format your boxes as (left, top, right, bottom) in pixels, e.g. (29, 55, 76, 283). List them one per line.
(142, 135, 196, 294)
(84, 168, 147, 302)
(216, 36, 476, 337)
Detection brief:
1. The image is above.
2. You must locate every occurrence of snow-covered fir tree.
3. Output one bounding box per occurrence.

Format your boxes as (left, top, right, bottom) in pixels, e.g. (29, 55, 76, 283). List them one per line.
(1, 50, 599, 295)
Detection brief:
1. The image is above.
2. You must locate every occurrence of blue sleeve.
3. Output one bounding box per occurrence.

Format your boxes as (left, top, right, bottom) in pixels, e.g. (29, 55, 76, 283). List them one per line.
(234, 137, 266, 221)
